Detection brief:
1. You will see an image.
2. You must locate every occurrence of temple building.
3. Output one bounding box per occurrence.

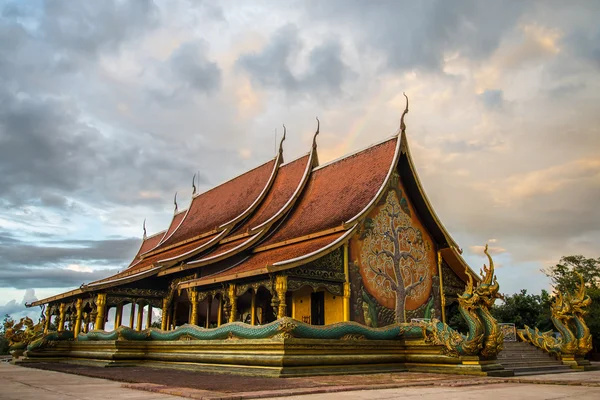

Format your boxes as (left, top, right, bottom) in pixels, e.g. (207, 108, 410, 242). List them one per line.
(29, 112, 475, 337)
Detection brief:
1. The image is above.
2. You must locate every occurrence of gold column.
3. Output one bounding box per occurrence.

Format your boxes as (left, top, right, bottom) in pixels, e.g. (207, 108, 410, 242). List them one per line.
(44, 305, 51, 334)
(129, 302, 136, 328)
(276, 275, 288, 319)
(94, 293, 107, 331)
(251, 290, 256, 325)
(136, 303, 144, 331)
(343, 243, 351, 322)
(115, 303, 123, 328)
(83, 313, 90, 333)
(146, 305, 153, 328)
(172, 301, 178, 329)
(189, 288, 199, 326)
(161, 298, 168, 330)
(437, 250, 446, 324)
(206, 297, 212, 328)
(217, 295, 222, 326)
(58, 303, 66, 332)
(74, 299, 83, 339)
(228, 284, 237, 323)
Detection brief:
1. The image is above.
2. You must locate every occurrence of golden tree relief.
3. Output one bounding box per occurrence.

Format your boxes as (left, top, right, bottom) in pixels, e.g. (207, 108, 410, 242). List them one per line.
(353, 186, 437, 323)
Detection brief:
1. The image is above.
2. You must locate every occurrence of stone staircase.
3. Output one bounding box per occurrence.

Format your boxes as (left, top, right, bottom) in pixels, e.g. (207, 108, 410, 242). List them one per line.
(497, 341, 573, 376)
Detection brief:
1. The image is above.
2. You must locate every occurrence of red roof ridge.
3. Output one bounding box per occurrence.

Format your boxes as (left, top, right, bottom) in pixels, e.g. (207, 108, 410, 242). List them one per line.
(268, 225, 357, 272)
(344, 133, 402, 226)
(157, 156, 280, 251)
(253, 225, 348, 253)
(249, 149, 315, 234)
(156, 230, 227, 266)
(192, 157, 277, 201)
(127, 228, 167, 268)
(217, 155, 281, 229)
(312, 134, 397, 172)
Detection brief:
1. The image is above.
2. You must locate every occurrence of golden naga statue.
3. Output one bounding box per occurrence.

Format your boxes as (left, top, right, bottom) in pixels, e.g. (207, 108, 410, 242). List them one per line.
(427, 244, 504, 358)
(3, 316, 44, 350)
(518, 272, 593, 357)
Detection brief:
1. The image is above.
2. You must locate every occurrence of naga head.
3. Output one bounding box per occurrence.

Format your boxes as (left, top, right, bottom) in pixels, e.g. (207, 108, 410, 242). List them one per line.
(457, 267, 479, 310)
(567, 272, 592, 315)
(474, 244, 502, 307)
(551, 291, 573, 322)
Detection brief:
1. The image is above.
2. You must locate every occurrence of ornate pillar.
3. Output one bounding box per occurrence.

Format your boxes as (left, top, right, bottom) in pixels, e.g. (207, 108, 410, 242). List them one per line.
(136, 303, 144, 331)
(276, 275, 288, 319)
(437, 250, 446, 324)
(83, 313, 90, 333)
(206, 296, 212, 328)
(161, 298, 169, 330)
(217, 295, 223, 326)
(94, 293, 107, 331)
(44, 305, 51, 334)
(172, 301, 178, 329)
(251, 290, 256, 325)
(343, 243, 351, 322)
(146, 305, 153, 328)
(228, 284, 237, 323)
(74, 299, 83, 338)
(58, 303, 66, 332)
(189, 288, 199, 326)
(115, 303, 123, 328)
(129, 302, 136, 328)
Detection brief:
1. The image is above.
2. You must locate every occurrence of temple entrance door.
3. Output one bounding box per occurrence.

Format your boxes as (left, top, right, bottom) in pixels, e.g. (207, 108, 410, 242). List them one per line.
(310, 291, 325, 325)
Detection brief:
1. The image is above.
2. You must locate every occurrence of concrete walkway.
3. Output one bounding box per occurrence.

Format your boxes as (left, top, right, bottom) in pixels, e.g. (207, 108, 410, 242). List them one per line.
(264, 383, 600, 399)
(0, 362, 179, 400)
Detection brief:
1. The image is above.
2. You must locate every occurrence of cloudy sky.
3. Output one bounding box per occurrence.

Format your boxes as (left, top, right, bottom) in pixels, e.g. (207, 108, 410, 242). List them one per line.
(1, 0, 599, 321)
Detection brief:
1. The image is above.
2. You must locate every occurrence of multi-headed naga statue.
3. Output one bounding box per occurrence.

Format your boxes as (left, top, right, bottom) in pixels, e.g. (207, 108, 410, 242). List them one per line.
(518, 272, 593, 357)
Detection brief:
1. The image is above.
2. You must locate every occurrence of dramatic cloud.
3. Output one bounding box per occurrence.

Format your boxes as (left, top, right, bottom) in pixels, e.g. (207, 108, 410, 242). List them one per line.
(237, 24, 354, 97)
(0, 0, 599, 319)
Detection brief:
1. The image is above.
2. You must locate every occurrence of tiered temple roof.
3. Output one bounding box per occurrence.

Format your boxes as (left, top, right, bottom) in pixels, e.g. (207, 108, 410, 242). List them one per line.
(30, 123, 476, 307)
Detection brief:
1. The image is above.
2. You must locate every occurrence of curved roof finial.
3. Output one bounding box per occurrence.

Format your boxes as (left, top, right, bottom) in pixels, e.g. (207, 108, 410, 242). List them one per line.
(278, 124, 287, 158)
(174, 192, 178, 213)
(143, 218, 147, 239)
(400, 92, 409, 134)
(192, 173, 197, 195)
(312, 117, 320, 150)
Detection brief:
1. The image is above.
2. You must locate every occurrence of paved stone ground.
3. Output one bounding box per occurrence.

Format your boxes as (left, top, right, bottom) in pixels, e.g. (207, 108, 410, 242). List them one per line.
(0, 362, 179, 400)
(4, 361, 600, 400)
(264, 383, 600, 400)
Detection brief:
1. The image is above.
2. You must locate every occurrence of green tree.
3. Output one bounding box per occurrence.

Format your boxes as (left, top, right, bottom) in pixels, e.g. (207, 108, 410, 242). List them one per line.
(491, 289, 553, 331)
(0, 314, 13, 355)
(544, 255, 600, 356)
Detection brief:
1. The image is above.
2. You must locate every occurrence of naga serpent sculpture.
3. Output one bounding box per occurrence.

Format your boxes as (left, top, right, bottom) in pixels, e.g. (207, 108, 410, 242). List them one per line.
(26, 244, 505, 360)
(518, 272, 592, 357)
(426, 244, 503, 358)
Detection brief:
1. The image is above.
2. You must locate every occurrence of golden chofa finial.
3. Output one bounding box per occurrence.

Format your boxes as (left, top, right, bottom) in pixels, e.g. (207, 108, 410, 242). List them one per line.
(278, 124, 287, 158)
(173, 192, 178, 213)
(192, 173, 197, 195)
(143, 218, 147, 239)
(312, 117, 320, 149)
(400, 92, 409, 133)
(481, 243, 495, 285)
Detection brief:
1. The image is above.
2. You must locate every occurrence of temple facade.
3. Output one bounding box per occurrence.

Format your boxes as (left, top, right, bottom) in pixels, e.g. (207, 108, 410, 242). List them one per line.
(21, 106, 513, 376)
(30, 121, 474, 335)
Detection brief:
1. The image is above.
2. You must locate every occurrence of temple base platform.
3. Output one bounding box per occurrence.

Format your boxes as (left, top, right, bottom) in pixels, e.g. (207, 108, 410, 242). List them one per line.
(20, 338, 513, 377)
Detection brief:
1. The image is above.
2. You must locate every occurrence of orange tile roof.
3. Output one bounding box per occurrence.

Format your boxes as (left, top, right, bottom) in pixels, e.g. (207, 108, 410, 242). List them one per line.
(127, 230, 165, 267)
(232, 155, 310, 234)
(157, 210, 186, 246)
(184, 232, 346, 287)
(159, 159, 277, 248)
(91, 233, 219, 285)
(261, 137, 397, 246)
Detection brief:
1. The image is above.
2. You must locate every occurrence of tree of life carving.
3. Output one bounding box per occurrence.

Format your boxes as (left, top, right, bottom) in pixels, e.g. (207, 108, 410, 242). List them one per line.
(360, 190, 431, 322)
